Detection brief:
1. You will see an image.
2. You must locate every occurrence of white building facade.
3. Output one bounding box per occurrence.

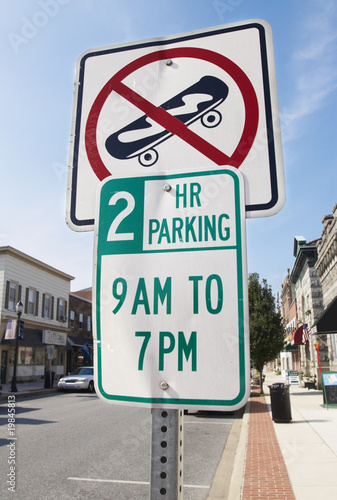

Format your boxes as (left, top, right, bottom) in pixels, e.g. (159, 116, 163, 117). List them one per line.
(0, 246, 74, 385)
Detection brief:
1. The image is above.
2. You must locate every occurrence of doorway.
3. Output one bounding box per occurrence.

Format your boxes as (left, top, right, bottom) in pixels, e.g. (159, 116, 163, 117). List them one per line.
(1, 351, 8, 384)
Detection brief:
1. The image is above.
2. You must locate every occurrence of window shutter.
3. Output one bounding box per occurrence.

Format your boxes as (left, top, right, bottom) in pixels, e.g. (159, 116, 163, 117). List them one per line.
(56, 298, 60, 321)
(35, 291, 39, 316)
(51, 296, 54, 320)
(64, 300, 68, 320)
(5, 281, 10, 309)
(18, 285, 22, 302)
(25, 288, 29, 314)
(41, 294, 45, 318)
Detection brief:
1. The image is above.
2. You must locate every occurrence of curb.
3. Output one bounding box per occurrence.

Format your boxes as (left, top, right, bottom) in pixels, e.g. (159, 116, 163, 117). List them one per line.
(227, 402, 249, 500)
(0, 388, 59, 401)
(207, 405, 248, 500)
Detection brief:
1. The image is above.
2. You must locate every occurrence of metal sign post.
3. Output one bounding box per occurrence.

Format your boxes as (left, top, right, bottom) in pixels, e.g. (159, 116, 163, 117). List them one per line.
(151, 409, 184, 499)
(46, 344, 54, 388)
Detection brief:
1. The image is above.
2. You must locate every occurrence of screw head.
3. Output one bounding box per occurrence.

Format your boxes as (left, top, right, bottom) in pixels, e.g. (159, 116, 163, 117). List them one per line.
(163, 184, 171, 192)
(166, 59, 173, 66)
(160, 381, 169, 391)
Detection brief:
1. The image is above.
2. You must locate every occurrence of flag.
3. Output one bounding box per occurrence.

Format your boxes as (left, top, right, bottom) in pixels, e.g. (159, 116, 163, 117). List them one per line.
(302, 324, 310, 344)
(18, 320, 24, 340)
(4, 320, 16, 340)
(81, 343, 92, 363)
(4, 320, 24, 340)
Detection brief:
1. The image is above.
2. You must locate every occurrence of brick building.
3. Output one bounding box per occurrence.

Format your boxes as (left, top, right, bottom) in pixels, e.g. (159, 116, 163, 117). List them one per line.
(280, 271, 299, 374)
(67, 291, 93, 371)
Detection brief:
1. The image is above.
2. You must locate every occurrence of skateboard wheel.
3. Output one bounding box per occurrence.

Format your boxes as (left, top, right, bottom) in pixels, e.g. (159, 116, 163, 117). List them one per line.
(201, 109, 222, 128)
(139, 149, 159, 167)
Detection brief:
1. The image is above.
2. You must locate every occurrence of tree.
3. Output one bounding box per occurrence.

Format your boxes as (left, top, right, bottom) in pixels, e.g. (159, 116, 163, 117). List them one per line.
(248, 273, 285, 393)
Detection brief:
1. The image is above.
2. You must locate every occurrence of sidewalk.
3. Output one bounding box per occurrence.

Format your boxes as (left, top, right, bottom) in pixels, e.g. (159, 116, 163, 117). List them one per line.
(223, 370, 337, 500)
(0, 380, 58, 400)
(263, 371, 337, 499)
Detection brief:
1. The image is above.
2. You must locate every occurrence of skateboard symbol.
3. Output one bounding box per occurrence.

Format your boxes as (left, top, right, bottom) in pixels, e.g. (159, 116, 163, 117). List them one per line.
(105, 76, 229, 167)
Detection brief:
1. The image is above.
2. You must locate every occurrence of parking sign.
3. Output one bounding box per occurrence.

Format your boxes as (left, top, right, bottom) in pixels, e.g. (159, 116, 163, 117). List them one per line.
(93, 167, 249, 410)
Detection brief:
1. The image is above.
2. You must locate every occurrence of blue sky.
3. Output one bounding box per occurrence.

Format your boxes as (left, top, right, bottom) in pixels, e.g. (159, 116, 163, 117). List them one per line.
(1, 0, 336, 295)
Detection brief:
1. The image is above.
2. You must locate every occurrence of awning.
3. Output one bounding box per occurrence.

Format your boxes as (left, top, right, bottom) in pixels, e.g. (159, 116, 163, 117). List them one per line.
(1, 328, 71, 349)
(291, 325, 305, 345)
(68, 336, 93, 348)
(312, 296, 337, 335)
(285, 342, 298, 351)
(283, 335, 298, 351)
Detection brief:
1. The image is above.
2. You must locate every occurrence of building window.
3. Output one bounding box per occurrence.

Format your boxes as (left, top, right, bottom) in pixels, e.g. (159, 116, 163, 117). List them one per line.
(5, 281, 22, 312)
(8, 282, 18, 311)
(43, 294, 52, 319)
(35, 348, 45, 365)
(70, 310, 75, 328)
(28, 289, 35, 314)
(87, 315, 91, 332)
(59, 299, 65, 319)
(57, 298, 67, 322)
(18, 347, 33, 365)
(25, 288, 39, 316)
(79, 313, 84, 329)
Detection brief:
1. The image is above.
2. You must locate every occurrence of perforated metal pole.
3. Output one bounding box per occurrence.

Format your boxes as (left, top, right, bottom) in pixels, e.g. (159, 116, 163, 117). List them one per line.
(150, 409, 184, 499)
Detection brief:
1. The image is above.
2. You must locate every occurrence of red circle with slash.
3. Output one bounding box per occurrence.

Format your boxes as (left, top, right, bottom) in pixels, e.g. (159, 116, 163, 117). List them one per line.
(85, 47, 259, 181)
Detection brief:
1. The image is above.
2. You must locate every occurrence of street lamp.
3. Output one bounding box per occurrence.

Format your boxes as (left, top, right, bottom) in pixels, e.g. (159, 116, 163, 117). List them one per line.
(10, 300, 24, 393)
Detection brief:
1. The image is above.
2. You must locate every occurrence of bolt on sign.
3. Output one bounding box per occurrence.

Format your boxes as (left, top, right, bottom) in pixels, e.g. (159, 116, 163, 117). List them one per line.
(66, 19, 285, 231)
(93, 168, 249, 410)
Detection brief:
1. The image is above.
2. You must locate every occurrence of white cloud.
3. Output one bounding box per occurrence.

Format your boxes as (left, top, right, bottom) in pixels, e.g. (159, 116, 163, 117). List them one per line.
(294, 31, 337, 61)
(280, 0, 337, 143)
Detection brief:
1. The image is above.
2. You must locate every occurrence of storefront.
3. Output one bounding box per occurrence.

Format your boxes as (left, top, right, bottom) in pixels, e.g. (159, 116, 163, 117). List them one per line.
(312, 296, 337, 371)
(281, 336, 299, 376)
(67, 336, 93, 373)
(1, 329, 69, 384)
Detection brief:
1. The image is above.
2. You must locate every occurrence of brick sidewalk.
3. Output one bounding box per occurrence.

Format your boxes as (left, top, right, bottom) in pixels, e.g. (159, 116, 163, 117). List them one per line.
(241, 386, 295, 500)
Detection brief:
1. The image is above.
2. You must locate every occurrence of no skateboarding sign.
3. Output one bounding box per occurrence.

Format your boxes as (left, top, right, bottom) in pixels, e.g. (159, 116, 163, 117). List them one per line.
(66, 19, 285, 230)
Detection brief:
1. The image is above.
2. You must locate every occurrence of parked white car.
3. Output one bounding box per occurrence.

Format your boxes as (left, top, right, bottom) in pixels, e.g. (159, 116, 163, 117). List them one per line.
(58, 367, 94, 392)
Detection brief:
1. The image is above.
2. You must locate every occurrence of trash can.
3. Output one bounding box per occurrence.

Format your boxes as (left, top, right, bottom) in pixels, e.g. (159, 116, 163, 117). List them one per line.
(44, 371, 55, 388)
(268, 383, 292, 423)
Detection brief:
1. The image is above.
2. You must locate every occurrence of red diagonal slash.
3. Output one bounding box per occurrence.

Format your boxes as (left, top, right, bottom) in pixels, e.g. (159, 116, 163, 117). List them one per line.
(111, 80, 231, 165)
(86, 47, 259, 181)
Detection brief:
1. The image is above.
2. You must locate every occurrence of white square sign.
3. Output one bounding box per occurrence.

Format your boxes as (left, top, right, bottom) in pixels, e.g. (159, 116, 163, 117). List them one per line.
(67, 19, 285, 231)
(93, 168, 249, 410)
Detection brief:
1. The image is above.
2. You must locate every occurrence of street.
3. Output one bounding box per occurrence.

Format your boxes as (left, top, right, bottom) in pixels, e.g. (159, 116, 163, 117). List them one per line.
(0, 391, 237, 499)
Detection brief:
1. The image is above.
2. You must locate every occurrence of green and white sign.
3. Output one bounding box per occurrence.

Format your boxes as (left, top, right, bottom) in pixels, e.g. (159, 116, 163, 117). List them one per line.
(93, 167, 249, 410)
(286, 370, 300, 386)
